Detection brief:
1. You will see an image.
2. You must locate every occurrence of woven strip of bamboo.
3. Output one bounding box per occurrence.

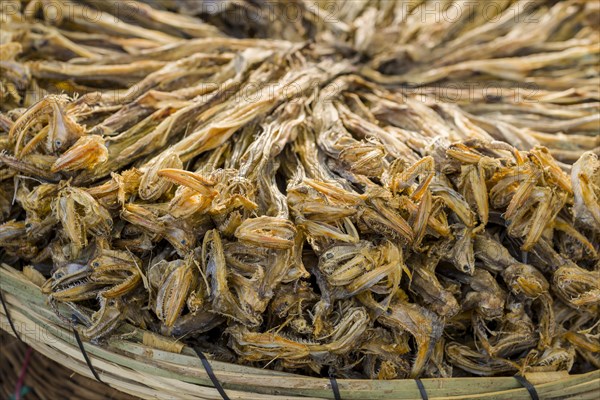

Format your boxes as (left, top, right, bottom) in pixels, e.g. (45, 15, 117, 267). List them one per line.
(1, 264, 598, 400)
(0, 330, 140, 400)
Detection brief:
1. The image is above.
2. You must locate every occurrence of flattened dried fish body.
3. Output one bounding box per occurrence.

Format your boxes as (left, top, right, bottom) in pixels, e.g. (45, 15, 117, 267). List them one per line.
(155, 258, 197, 327)
(474, 232, 518, 273)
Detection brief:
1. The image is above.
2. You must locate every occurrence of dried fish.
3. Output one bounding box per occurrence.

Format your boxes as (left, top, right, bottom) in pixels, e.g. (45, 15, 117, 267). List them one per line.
(1, 0, 598, 381)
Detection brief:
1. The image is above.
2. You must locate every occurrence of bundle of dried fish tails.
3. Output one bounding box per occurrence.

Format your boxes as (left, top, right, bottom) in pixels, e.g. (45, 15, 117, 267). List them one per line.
(0, 0, 598, 380)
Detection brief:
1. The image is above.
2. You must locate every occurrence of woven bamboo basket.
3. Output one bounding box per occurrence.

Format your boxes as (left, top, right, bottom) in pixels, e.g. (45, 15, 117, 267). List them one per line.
(1, 263, 598, 400)
(1, 330, 139, 400)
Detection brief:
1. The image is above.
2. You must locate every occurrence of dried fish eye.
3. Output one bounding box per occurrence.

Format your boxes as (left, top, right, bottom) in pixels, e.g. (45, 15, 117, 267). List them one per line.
(55, 139, 62, 147)
(92, 262, 100, 267)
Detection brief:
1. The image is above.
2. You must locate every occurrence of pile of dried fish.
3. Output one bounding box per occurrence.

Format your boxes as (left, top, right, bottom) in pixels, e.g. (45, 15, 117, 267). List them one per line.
(1, 0, 599, 380)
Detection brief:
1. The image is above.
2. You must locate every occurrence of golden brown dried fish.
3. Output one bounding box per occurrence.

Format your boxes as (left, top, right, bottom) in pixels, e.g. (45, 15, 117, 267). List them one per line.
(1, 0, 599, 381)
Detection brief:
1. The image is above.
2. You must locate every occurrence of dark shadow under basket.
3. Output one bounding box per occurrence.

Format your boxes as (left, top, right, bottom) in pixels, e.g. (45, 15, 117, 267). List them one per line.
(1, 330, 139, 400)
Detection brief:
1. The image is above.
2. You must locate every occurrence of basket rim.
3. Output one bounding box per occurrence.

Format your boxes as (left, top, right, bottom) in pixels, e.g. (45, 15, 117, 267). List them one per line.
(1, 263, 598, 400)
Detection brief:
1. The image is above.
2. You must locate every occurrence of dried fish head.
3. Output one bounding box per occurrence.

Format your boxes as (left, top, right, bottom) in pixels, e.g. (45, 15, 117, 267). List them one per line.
(168, 186, 214, 218)
(303, 179, 364, 206)
(319, 241, 376, 287)
(529, 147, 572, 195)
(553, 266, 600, 309)
(18, 183, 57, 221)
(361, 197, 414, 244)
(89, 248, 142, 299)
(527, 339, 576, 372)
(385, 156, 435, 197)
(489, 164, 535, 210)
(324, 307, 369, 354)
(121, 202, 194, 255)
(82, 297, 125, 340)
(51, 135, 108, 173)
(485, 297, 538, 359)
(163, 310, 225, 337)
(410, 251, 460, 318)
(442, 225, 475, 274)
(379, 298, 444, 378)
(234, 216, 296, 250)
(86, 169, 142, 210)
(10, 95, 83, 157)
(139, 152, 183, 200)
(298, 217, 360, 253)
(338, 139, 386, 177)
(210, 169, 258, 214)
(360, 327, 411, 379)
(289, 194, 357, 222)
(507, 186, 568, 251)
(228, 325, 311, 363)
(553, 217, 598, 262)
(446, 342, 517, 376)
(52, 186, 112, 256)
(563, 331, 600, 368)
(430, 182, 476, 228)
(269, 281, 318, 319)
(473, 232, 519, 272)
(454, 269, 506, 319)
(203, 229, 262, 326)
(456, 163, 489, 228)
(157, 168, 217, 197)
(42, 262, 101, 302)
(502, 263, 549, 299)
